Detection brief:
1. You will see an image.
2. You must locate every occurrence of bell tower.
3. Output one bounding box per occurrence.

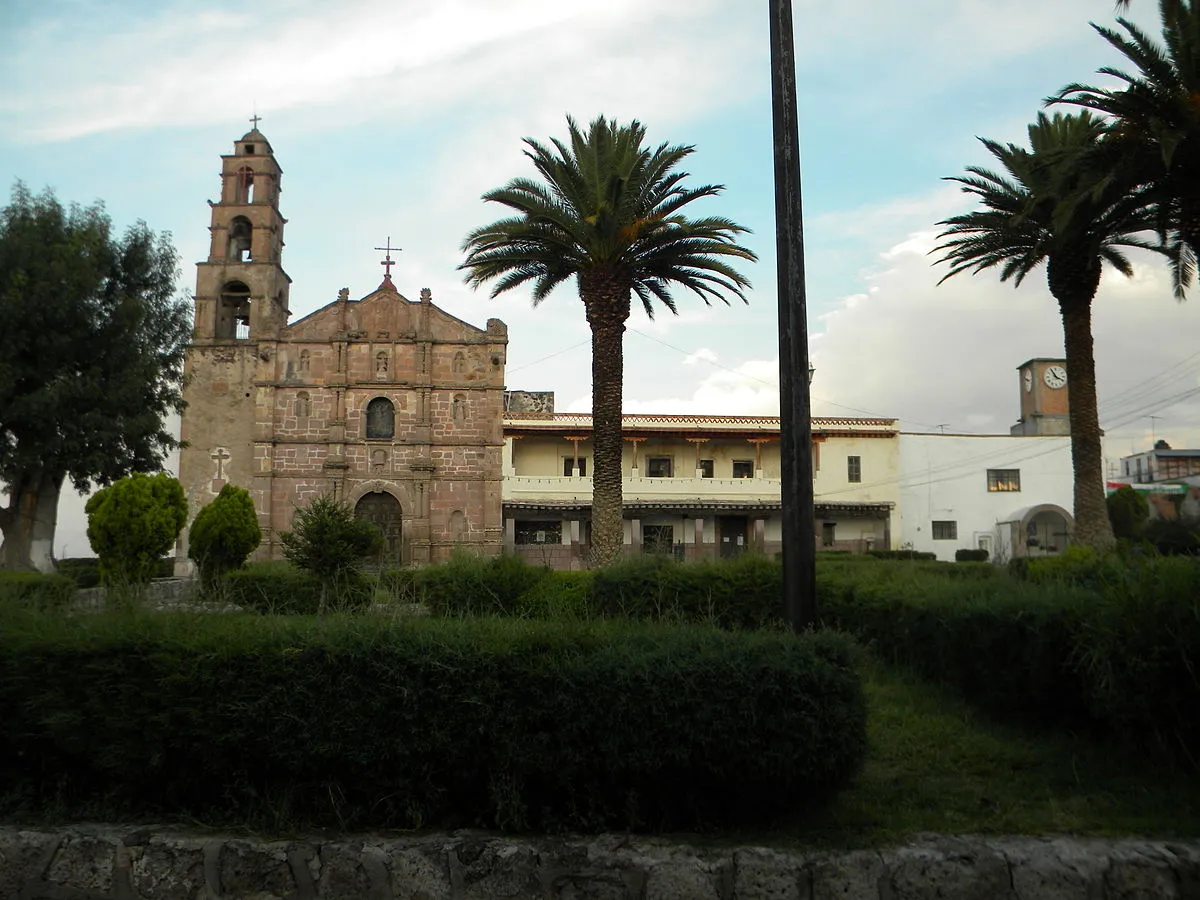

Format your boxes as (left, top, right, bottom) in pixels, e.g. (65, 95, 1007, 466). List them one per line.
(193, 123, 291, 341)
(177, 122, 293, 572)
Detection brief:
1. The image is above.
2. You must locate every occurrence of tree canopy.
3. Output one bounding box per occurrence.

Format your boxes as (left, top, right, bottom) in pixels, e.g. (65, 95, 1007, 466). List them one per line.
(460, 116, 756, 566)
(0, 183, 191, 570)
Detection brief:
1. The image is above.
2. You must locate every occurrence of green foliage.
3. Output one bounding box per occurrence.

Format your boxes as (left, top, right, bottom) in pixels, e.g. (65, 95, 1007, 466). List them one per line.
(460, 116, 758, 568)
(1107, 485, 1150, 539)
(55, 558, 101, 589)
(1141, 517, 1200, 555)
(409, 553, 784, 629)
(85, 473, 187, 586)
(188, 484, 261, 586)
(954, 548, 990, 562)
(587, 553, 784, 628)
(1018, 545, 1130, 589)
(0, 613, 867, 833)
(0, 183, 191, 568)
(414, 551, 549, 616)
(221, 561, 371, 614)
(867, 549, 937, 561)
(278, 496, 382, 605)
(819, 552, 1200, 769)
(0, 571, 75, 610)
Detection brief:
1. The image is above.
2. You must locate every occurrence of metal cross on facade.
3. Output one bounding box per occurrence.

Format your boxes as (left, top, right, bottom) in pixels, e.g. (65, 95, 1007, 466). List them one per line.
(374, 237, 402, 278)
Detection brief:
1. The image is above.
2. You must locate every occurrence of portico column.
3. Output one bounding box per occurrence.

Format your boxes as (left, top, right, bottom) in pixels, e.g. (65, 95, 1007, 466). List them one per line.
(503, 516, 515, 552)
(687, 438, 707, 477)
(625, 437, 646, 477)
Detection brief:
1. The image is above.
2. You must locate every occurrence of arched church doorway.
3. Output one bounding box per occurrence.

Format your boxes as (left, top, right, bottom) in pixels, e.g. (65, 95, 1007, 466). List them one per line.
(355, 491, 402, 565)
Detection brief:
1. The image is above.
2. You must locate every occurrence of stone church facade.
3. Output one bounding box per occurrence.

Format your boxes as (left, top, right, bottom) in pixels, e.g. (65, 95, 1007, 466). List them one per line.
(176, 127, 507, 566)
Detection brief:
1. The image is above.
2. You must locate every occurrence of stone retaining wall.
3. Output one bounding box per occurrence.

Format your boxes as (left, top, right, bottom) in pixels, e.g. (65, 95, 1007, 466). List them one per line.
(1, 827, 1197, 899)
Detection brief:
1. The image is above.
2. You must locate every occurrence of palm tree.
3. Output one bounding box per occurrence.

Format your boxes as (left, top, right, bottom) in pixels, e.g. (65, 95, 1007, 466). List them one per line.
(460, 116, 757, 566)
(934, 111, 1163, 551)
(1051, 0, 1200, 269)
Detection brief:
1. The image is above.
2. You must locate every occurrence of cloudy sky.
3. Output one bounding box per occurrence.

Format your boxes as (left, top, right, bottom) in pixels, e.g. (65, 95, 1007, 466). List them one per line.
(4, 0, 1200, 556)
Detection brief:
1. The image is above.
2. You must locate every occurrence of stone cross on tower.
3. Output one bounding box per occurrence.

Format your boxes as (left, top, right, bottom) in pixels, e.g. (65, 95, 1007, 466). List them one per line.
(374, 237, 401, 292)
(249, 113, 262, 129)
(210, 447, 232, 493)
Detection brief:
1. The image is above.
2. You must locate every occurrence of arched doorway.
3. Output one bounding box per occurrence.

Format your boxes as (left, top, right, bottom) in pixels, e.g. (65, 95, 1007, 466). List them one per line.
(355, 491, 402, 565)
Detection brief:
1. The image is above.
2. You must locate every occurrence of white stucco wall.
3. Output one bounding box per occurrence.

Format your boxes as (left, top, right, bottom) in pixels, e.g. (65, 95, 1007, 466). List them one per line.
(898, 433, 1073, 562)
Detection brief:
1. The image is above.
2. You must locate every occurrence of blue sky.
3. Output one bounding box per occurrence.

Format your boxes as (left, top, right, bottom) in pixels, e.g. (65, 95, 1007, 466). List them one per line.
(5, 0, 1200, 554)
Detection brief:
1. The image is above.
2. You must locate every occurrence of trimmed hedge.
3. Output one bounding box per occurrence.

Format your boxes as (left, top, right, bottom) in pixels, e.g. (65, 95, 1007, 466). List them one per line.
(818, 562, 1095, 726)
(0, 612, 867, 833)
(0, 571, 76, 610)
(409, 552, 785, 630)
(866, 549, 937, 561)
(955, 548, 989, 563)
(218, 562, 371, 614)
(818, 554, 1200, 768)
(56, 557, 175, 589)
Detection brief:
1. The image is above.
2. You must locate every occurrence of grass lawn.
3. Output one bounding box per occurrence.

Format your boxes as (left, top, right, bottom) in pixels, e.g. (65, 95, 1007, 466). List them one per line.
(773, 656, 1200, 849)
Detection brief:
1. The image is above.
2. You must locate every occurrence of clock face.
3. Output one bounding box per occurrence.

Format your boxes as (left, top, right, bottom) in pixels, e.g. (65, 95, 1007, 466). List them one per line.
(1023, 370, 1033, 393)
(1043, 365, 1068, 389)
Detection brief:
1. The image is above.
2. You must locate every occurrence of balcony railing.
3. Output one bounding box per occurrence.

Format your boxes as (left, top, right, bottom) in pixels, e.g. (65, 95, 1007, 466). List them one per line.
(503, 474, 782, 502)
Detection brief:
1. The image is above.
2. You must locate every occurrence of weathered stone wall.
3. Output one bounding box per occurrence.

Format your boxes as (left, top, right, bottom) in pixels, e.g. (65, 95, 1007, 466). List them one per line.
(1, 828, 1196, 900)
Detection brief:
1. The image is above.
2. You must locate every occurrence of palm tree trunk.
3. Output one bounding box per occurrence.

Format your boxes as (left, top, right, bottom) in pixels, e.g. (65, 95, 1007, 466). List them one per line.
(1057, 295, 1116, 551)
(582, 279, 631, 567)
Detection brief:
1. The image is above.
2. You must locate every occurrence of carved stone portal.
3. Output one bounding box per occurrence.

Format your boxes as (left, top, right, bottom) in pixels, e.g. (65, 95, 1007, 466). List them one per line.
(355, 491, 402, 564)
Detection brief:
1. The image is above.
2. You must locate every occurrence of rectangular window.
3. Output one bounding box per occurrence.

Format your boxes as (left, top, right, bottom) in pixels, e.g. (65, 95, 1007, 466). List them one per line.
(932, 520, 958, 540)
(562, 457, 586, 477)
(987, 469, 1021, 492)
(698, 459, 714, 478)
(642, 524, 674, 554)
(514, 521, 562, 545)
(732, 460, 754, 479)
(646, 456, 673, 478)
(847, 456, 862, 483)
(822, 522, 836, 547)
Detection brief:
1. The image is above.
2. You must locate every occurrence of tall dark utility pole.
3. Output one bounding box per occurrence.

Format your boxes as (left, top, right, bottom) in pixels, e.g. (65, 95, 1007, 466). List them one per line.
(769, 0, 816, 631)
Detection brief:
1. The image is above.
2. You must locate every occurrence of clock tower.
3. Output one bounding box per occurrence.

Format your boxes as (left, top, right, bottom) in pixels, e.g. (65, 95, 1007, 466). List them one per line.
(1011, 358, 1070, 436)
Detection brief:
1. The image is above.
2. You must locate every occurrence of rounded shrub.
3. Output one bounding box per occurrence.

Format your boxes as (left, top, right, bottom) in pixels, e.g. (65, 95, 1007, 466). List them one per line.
(85, 472, 187, 586)
(188, 484, 261, 588)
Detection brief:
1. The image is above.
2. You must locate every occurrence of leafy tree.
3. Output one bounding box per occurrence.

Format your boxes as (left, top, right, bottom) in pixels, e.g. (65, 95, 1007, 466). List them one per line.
(1050, 0, 1200, 284)
(278, 496, 382, 612)
(1106, 484, 1151, 538)
(0, 183, 190, 572)
(85, 472, 187, 586)
(934, 112, 1166, 551)
(460, 116, 757, 566)
(188, 484, 262, 588)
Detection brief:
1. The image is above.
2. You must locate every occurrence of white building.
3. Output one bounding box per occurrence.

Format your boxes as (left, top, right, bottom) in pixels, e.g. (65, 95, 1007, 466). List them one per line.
(501, 392, 900, 568)
(898, 432, 1074, 562)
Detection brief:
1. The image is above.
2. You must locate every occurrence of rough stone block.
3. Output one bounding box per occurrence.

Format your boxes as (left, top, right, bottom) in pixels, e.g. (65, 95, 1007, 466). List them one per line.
(128, 836, 209, 900)
(996, 836, 1106, 900)
(733, 848, 805, 900)
(643, 856, 722, 900)
(451, 839, 542, 899)
(883, 837, 1015, 900)
(45, 831, 119, 893)
(1105, 842, 1181, 900)
(1165, 842, 1200, 900)
(0, 830, 59, 899)
(218, 840, 297, 899)
(810, 848, 885, 900)
(389, 841, 454, 900)
(317, 841, 376, 899)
